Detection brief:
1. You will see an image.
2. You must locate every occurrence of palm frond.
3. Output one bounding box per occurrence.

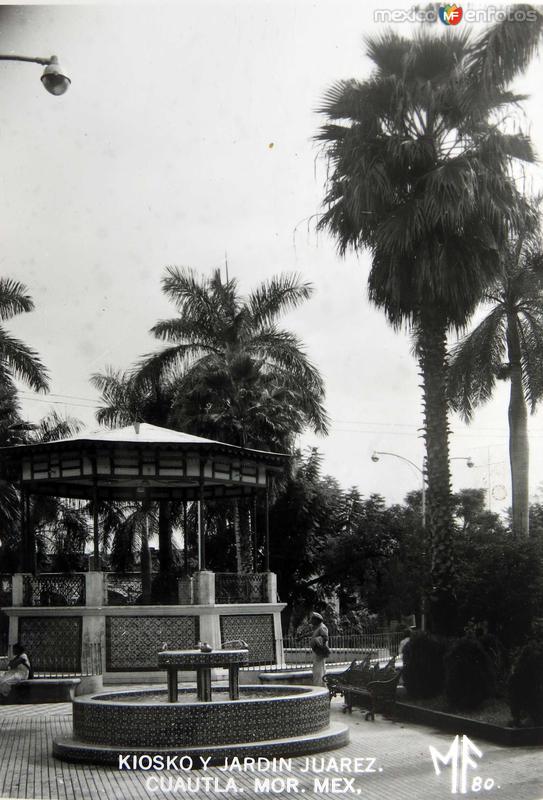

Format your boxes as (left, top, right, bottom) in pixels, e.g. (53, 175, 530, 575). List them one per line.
(135, 345, 204, 387)
(467, 5, 543, 91)
(32, 410, 83, 443)
(0, 330, 49, 392)
(0, 278, 35, 321)
(248, 274, 313, 327)
(448, 307, 507, 421)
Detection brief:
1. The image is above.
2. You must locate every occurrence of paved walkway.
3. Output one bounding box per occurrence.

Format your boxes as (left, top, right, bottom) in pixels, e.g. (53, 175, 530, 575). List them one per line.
(0, 696, 541, 800)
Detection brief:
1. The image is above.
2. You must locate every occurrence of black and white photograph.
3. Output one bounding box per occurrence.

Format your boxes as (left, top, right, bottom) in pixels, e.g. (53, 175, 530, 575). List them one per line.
(0, 1, 542, 798)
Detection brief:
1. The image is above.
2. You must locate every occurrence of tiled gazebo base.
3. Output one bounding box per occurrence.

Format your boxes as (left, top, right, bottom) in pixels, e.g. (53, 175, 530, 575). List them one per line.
(52, 685, 349, 765)
(53, 723, 349, 766)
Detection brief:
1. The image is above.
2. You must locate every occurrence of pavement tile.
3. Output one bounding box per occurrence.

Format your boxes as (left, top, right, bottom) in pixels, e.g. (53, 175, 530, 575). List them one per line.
(0, 695, 541, 800)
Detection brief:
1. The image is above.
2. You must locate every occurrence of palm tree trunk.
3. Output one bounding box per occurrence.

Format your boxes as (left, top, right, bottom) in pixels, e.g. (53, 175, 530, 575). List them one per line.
(506, 312, 529, 537)
(158, 500, 174, 573)
(418, 308, 456, 635)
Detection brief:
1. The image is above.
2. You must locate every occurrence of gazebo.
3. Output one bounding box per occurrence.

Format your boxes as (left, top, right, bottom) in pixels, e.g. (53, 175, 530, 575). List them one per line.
(0, 423, 288, 683)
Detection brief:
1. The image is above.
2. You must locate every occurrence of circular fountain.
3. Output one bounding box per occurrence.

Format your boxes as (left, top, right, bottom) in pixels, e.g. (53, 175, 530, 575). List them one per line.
(53, 649, 349, 765)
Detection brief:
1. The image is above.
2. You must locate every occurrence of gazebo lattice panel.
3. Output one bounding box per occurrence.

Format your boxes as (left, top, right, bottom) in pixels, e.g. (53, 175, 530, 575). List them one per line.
(106, 615, 199, 671)
(215, 573, 267, 604)
(22, 574, 86, 607)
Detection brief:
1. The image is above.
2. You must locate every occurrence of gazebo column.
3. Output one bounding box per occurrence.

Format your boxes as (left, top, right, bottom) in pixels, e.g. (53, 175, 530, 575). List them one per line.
(18, 487, 26, 572)
(264, 481, 270, 573)
(198, 468, 206, 571)
(20, 489, 36, 575)
(140, 500, 152, 604)
(91, 483, 100, 572)
(253, 496, 258, 572)
(28, 492, 36, 575)
(183, 501, 188, 572)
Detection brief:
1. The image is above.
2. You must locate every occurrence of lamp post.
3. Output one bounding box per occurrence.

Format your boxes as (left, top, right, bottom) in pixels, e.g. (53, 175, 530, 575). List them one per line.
(0, 54, 70, 95)
(370, 451, 474, 629)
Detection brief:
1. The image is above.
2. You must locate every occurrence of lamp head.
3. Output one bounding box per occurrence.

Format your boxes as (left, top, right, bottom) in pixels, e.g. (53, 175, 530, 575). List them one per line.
(467, 457, 474, 468)
(41, 56, 70, 96)
(371, 452, 379, 463)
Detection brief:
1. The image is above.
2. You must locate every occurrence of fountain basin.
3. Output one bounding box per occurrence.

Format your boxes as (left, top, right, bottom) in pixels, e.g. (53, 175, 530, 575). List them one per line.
(53, 685, 349, 765)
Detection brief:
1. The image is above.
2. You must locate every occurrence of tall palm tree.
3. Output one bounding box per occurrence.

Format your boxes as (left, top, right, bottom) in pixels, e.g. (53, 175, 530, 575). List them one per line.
(316, 23, 538, 632)
(0, 279, 49, 392)
(448, 226, 543, 537)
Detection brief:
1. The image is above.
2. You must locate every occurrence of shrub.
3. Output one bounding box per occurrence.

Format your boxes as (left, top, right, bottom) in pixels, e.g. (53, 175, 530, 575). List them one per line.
(509, 641, 543, 726)
(478, 633, 508, 691)
(402, 632, 446, 699)
(445, 637, 496, 711)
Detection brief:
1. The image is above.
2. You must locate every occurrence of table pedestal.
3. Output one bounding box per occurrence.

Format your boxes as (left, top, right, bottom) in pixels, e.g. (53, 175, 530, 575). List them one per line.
(228, 665, 240, 700)
(196, 667, 212, 701)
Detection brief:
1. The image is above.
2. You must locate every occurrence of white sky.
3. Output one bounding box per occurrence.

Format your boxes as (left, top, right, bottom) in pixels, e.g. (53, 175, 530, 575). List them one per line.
(1, 0, 542, 509)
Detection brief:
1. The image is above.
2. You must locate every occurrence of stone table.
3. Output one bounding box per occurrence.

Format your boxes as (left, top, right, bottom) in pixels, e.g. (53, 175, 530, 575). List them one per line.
(157, 649, 249, 703)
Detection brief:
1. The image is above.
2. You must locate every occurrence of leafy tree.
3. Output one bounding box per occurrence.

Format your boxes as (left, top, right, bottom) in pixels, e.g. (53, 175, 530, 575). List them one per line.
(455, 528, 543, 648)
(449, 227, 543, 537)
(453, 488, 506, 537)
(316, 23, 537, 631)
(269, 449, 340, 632)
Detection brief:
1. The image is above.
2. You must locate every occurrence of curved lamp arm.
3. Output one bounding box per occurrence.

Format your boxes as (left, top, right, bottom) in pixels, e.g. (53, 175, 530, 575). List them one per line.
(0, 54, 70, 95)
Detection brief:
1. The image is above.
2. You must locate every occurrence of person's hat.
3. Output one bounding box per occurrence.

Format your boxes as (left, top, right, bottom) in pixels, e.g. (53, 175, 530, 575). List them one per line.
(311, 612, 323, 622)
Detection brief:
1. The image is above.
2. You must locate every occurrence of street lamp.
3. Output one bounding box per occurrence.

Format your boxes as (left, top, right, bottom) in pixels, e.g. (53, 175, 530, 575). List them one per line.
(0, 54, 70, 95)
(370, 451, 475, 529)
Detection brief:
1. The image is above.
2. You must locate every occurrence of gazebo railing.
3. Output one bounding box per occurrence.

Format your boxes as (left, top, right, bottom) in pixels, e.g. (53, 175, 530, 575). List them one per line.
(10, 571, 272, 606)
(0, 574, 12, 607)
(106, 573, 144, 606)
(22, 573, 86, 606)
(215, 573, 268, 604)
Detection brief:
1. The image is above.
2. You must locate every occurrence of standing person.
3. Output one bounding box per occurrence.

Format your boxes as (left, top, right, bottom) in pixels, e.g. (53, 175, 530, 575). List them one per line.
(0, 643, 32, 698)
(310, 612, 329, 686)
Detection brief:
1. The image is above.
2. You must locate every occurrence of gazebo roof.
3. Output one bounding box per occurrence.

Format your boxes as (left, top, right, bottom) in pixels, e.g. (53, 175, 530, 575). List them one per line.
(0, 423, 288, 501)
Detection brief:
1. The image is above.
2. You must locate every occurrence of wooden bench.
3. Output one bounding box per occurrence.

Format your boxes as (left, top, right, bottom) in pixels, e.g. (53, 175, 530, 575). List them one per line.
(0, 678, 80, 704)
(324, 656, 399, 720)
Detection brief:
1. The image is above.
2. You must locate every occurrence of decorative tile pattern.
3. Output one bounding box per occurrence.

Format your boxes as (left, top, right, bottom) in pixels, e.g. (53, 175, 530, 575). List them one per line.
(19, 616, 82, 672)
(106, 616, 199, 671)
(22, 574, 85, 607)
(72, 686, 330, 748)
(220, 614, 275, 665)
